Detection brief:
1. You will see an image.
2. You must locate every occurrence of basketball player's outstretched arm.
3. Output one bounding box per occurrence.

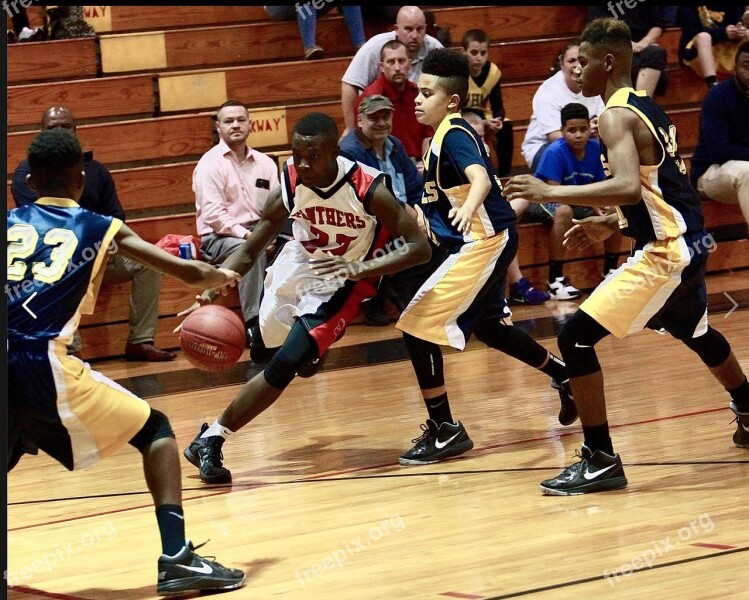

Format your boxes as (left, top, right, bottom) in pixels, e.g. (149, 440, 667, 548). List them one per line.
(311, 180, 431, 280)
(505, 108, 643, 208)
(114, 223, 240, 289)
(215, 186, 288, 280)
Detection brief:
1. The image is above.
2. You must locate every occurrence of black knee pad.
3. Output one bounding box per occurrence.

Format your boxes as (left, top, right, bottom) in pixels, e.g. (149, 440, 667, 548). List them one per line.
(558, 311, 610, 378)
(475, 319, 548, 368)
(263, 323, 319, 389)
(402, 333, 444, 390)
(679, 326, 731, 368)
(128, 409, 174, 452)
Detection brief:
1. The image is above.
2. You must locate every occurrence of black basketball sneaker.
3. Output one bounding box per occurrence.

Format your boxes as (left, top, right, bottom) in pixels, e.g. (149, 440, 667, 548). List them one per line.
(399, 420, 474, 465)
(540, 445, 627, 495)
(184, 423, 232, 484)
(157, 540, 245, 595)
(730, 401, 749, 448)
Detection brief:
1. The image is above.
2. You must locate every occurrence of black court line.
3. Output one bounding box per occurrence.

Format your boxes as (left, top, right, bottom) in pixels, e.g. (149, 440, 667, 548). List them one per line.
(481, 546, 749, 599)
(10, 460, 748, 507)
(114, 290, 749, 400)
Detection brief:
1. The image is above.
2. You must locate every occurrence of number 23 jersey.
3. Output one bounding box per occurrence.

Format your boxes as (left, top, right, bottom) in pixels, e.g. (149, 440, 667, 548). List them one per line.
(7, 197, 121, 344)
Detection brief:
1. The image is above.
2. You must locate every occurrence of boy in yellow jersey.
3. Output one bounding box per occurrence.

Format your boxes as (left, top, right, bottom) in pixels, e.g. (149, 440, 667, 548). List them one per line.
(396, 49, 577, 466)
(461, 28, 513, 177)
(506, 18, 749, 495)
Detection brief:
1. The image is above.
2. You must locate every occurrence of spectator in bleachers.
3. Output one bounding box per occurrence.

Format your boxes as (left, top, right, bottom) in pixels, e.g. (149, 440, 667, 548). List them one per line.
(193, 100, 279, 341)
(678, 5, 749, 88)
(11, 106, 176, 361)
(341, 5, 443, 136)
(462, 108, 549, 305)
(522, 103, 622, 299)
(461, 28, 514, 177)
(357, 39, 432, 170)
(264, 4, 365, 60)
(589, 4, 668, 97)
(340, 94, 422, 325)
(521, 39, 605, 172)
(7, 4, 45, 42)
(691, 41, 749, 226)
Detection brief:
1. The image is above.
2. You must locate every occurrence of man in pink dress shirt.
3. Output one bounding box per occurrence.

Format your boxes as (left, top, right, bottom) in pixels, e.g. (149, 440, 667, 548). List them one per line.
(193, 100, 280, 336)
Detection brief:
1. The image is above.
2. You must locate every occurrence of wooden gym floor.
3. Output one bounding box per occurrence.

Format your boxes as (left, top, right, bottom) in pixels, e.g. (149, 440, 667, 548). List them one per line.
(8, 270, 749, 600)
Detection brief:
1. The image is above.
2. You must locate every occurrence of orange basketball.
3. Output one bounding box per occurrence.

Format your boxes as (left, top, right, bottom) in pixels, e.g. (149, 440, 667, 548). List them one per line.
(179, 305, 246, 371)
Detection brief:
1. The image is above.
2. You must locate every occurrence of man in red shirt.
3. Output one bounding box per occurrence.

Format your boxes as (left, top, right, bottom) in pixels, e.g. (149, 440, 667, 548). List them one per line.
(357, 40, 432, 171)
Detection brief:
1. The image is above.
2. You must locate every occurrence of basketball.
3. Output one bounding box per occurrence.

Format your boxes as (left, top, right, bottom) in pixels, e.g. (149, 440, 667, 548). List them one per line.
(179, 305, 246, 371)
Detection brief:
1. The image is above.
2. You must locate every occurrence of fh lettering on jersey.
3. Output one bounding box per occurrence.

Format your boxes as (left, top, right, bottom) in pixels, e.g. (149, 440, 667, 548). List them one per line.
(291, 207, 367, 229)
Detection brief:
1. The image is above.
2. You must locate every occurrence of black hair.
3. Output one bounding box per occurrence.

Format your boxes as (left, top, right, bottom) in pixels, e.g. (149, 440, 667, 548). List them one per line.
(581, 18, 632, 54)
(462, 28, 489, 49)
(28, 129, 82, 190)
(737, 40, 749, 63)
(380, 39, 407, 61)
(461, 107, 485, 121)
(561, 103, 590, 127)
(214, 99, 248, 121)
(28, 129, 82, 171)
(294, 112, 338, 141)
(422, 48, 470, 105)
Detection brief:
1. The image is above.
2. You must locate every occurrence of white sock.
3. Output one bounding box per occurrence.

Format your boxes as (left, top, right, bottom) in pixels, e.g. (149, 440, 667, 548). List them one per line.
(200, 420, 234, 440)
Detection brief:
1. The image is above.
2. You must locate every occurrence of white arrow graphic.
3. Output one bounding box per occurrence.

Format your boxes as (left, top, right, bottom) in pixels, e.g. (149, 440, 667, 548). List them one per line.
(723, 292, 738, 319)
(22, 292, 38, 319)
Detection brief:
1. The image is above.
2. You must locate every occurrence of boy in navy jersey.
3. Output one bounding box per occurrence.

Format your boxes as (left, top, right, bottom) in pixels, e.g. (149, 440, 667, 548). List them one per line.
(507, 18, 749, 495)
(395, 48, 577, 466)
(8, 129, 245, 594)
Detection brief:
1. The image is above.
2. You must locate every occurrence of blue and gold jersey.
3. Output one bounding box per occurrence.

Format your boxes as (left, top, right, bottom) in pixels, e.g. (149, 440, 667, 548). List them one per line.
(7, 197, 122, 345)
(601, 88, 704, 249)
(420, 113, 516, 248)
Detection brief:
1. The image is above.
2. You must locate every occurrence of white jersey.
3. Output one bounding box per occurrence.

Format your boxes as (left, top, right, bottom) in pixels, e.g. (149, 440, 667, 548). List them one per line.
(260, 156, 387, 347)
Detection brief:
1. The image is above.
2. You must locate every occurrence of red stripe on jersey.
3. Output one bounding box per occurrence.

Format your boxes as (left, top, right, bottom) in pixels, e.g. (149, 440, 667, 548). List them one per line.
(307, 223, 391, 354)
(348, 161, 382, 202)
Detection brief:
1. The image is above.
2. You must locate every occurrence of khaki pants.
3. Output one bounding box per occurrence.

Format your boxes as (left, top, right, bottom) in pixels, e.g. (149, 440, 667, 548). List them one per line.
(697, 161, 749, 226)
(68, 254, 161, 352)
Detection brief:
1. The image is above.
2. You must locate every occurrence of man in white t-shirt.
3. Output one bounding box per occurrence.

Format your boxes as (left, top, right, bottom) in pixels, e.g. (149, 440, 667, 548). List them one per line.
(341, 5, 443, 135)
(521, 40, 605, 170)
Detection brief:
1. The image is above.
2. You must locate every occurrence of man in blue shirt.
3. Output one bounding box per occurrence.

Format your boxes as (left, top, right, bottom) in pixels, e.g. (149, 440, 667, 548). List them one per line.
(691, 41, 749, 227)
(340, 94, 426, 325)
(518, 103, 621, 298)
(12, 106, 176, 362)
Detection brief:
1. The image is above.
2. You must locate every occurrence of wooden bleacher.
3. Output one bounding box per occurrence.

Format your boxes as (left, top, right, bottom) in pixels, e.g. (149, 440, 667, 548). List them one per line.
(7, 5, 748, 360)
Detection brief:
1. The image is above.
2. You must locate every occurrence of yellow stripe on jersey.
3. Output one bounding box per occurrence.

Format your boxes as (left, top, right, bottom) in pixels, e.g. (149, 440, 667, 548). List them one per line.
(604, 88, 687, 240)
(441, 183, 495, 240)
(396, 230, 509, 349)
(48, 341, 150, 469)
(79, 218, 122, 315)
(581, 236, 693, 338)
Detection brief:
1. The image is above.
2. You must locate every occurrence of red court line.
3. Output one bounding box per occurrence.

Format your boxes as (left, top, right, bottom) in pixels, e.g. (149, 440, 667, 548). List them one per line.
(440, 592, 485, 599)
(9, 406, 731, 532)
(691, 542, 736, 550)
(8, 489, 233, 533)
(9, 585, 86, 600)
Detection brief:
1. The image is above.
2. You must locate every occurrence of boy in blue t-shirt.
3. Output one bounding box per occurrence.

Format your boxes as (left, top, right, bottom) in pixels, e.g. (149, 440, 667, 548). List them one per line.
(516, 102, 621, 299)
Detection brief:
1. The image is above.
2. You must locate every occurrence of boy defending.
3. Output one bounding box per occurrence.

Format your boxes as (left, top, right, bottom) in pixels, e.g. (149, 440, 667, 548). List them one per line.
(506, 18, 749, 495)
(396, 49, 577, 465)
(8, 129, 245, 595)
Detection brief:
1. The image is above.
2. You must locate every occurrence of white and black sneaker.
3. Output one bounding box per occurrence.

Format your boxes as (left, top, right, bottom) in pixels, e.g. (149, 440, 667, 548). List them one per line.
(540, 445, 627, 495)
(399, 420, 473, 465)
(157, 540, 245, 595)
(548, 277, 581, 300)
(184, 424, 232, 484)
